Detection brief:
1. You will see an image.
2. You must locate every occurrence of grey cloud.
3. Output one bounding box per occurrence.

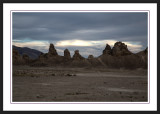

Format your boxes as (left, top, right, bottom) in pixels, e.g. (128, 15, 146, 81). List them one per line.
(13, 12, 148, 54)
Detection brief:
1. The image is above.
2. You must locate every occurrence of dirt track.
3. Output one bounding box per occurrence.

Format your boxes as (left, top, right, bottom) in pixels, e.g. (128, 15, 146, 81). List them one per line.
(13, 66, 148, 102)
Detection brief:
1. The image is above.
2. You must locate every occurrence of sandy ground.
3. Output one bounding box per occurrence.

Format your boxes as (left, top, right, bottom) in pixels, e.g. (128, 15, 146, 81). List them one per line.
(12, 66, 148, 102)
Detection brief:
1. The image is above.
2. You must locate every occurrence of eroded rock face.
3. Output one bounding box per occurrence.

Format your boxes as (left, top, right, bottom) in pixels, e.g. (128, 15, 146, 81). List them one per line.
(87, 55, 104, 66)
(48, 44, 58, 56)
(72, 50, 84, 60)
(98, 42, 146, 69)
(13, 48, 25, 65)
(13, 42, 148, 69)
(144, 47, 148, 54)
(103, 44, 112, 55)
(112, 41, 132, 56)
(88, 55, 94, 59)
(64, 49, 71, 59)
(136, 47, 148, 68)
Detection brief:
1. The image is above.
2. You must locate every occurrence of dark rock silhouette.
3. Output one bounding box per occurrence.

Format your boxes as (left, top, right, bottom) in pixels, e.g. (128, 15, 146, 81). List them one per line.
(137, 47, 148, 56)
(48, 44, 58, 56)
(136, 47, 148, 68)
(13, 48, 23, 65)
(103, 44, 112, 55)
(98, 42, 147, 69)
(88, 55, 94, 59)
(99, 53, 143, 69)
(112, 41, 132, 56)
(73, 50, 85, 60)
(70, 50, 91, 67)
(31, 43, 64, 67)
(87, 55, 103, 67)
(13, 42, 148, 69)
(64, 49, 71, 60)
(13, 48, 32, 65)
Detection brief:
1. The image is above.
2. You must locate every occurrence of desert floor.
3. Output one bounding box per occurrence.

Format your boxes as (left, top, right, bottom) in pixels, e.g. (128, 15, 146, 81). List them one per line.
(12, 66, 148, 102)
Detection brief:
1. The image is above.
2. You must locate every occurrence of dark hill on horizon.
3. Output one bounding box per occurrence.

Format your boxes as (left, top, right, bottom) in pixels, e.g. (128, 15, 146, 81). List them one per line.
(13, 45, 42, 59)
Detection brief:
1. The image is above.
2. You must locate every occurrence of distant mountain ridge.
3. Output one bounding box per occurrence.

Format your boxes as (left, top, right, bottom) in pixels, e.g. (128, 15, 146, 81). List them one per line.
(13, 45, 42, 59)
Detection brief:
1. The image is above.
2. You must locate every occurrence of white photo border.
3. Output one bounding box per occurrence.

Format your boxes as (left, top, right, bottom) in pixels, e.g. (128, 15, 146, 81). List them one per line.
(3, 3, 157, 111)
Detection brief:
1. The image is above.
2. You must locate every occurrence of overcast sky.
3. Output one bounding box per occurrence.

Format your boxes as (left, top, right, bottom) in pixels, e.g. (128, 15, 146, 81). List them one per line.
(12, 12, 148, 57)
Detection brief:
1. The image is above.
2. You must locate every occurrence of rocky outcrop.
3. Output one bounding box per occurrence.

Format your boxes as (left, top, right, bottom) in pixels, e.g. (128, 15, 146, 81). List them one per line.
(88, 55, 94, 59)
(87, 55, 103, 67)
(112, 41, 132, 56)
(98, 42, 147, 69)
(144, 47, 148, 54)
(31, 44, 62, 66)
(137, 47, 148, 56)
(72, 50, 85, 60)
(99, 53, 143, 69)
(136, 47, 148, 68)
(101, 42, 132, 56)
(48, 44, 58, 56)
(13, 48, 32, 65)
(13, 42, 148, 69)
(64, 49, 71, 60)
(70, 50, 91, 67)
(13, 48, 23, 65)
(103, 44, 112, 55)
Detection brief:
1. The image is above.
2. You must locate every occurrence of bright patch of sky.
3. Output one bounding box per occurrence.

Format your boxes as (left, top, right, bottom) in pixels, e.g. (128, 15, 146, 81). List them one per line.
(13, 39, 143, 57)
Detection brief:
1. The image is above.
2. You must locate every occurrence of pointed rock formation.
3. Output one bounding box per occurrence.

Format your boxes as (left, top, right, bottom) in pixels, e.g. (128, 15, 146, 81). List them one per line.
(64, 49, 71, 60)
(144, 47, 148, 55)
(136, 47, 148, 68)
(137, 47, 148, 56)
(72, 50, 84, 60)
(112, 41, 132, 56)
(87, 55, 104, 67)
(88, 55, 94, 59)
(70, 50, 91, 67)
(48, 44, 58, 56)
(98, 41, 147, 69)
(103, 44, 112, 55)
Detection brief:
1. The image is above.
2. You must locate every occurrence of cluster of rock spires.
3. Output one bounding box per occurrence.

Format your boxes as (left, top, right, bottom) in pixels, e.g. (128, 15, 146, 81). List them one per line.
(13, 41, 148, 69)
(102, 42, 132, 56)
